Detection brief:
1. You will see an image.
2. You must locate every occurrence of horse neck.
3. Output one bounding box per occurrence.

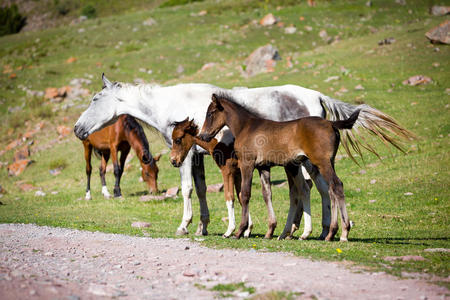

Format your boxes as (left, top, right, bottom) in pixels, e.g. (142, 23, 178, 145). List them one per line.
(123, 120, 152, 164)
(117, 85, 168, 135)
(221, 100, 254, 136)
(194, 136, 218, 154)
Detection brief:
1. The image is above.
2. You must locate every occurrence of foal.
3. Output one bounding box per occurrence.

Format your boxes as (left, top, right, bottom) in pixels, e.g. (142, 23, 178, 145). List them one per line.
(169, 118, 246, 238)
(82, 114, 160, 199)
(200, 93, 360, 241)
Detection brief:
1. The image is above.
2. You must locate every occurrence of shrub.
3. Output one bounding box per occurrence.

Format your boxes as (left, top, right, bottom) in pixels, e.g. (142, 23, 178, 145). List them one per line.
(54, 0, 71, 16)
(81, 5, 96, 19)
(0, 4, 26, 37)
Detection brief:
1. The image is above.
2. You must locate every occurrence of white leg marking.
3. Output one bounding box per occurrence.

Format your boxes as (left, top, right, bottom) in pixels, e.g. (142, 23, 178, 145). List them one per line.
(223, 200, 235, 238)
(177, 152, 194, 235)
(85, 190, 92, 200)
(102, 186, 111, 199)
(244, 213, 253, 238)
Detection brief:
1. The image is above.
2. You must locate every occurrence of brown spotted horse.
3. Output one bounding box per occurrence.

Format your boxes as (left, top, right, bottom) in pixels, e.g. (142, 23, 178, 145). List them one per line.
(199, 93, 360, 241)
(82, 114, 160, 200)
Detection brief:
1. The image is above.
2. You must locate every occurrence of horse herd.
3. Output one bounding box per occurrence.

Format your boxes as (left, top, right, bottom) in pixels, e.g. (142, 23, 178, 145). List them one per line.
(74, 74, 414, 241)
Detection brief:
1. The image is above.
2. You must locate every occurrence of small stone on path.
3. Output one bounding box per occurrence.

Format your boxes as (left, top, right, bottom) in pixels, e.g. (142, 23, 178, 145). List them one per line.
(131, 222, 151, 228)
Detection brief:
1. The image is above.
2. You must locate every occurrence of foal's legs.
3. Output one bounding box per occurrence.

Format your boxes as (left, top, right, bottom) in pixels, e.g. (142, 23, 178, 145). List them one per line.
(317, 162, 350, 242)
(278, 169, 299, 240)
(83, 143, 93, 200)
(192, 153, 209, 236)
(302, 160, 331, 240)
(100, 151, 111, 199)
(258, 167, 277, 239)
(222, 167, 236, 238)
(233, 171, 253, 238)
(176, 150, 194, 235)
(235, 163, 254, 239)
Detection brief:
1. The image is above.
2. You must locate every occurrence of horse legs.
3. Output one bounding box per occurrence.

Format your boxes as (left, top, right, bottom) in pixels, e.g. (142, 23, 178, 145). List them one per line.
(233, 171, 252, 237)
(318, 163, 350, 242)
(100, 151, 111, 199)
(83, 142, 93, 200)
(110, 145, 123, 198)
(235, 163, 254, 239)
(222, 168, 236, 238)
(258, 167, 277, 239)
(278, 168, 299, 240)
(192, 153, 209, 236)
(176, 150, 194, 235)
(302, 160, 331, 240)
(114, 145, 130, 198)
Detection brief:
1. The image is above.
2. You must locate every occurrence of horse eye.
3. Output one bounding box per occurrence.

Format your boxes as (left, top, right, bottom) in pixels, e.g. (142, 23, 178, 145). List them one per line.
(175, 138, 181, 145)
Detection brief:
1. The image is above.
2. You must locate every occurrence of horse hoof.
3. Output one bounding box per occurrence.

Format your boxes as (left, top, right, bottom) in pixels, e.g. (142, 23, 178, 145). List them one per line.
(176, 228, 188, 236)
(300, 235, 308, 240)
(222, 234, 230, 238)
(339, 237, 348, 242)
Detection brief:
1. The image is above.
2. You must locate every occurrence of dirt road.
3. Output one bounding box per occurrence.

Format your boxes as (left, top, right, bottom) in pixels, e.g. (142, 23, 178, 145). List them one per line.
(0, 223, 447, 299)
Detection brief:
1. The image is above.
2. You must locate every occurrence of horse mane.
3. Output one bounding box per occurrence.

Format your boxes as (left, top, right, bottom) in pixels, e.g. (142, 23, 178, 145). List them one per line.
(123, 115, 152, 160)
(214, 92, 264, 119)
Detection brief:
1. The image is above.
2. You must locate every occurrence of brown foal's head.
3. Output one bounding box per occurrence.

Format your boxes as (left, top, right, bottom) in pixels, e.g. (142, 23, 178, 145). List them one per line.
(199, 94, 227, 142)
(170, 118, 199, 167)
(141, 153, 160, 194)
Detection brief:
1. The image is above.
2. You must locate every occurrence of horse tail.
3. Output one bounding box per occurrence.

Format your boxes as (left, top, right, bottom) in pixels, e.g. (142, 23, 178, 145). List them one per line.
(93, 148, 102, 160)
(319, 95, 415, 162)
(123, 115, 153, 165)
(331, 109, 360, 130)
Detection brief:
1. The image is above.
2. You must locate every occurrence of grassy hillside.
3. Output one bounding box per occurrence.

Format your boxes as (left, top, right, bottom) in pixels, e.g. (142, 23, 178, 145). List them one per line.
(0, 0, 449, 286)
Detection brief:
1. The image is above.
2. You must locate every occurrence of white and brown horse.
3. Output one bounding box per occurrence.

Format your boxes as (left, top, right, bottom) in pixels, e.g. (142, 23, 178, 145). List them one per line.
(74, 74, 413, 238)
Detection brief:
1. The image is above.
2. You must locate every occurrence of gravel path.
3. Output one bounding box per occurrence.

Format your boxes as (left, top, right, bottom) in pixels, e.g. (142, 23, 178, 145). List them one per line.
(0, 223, 447, 299)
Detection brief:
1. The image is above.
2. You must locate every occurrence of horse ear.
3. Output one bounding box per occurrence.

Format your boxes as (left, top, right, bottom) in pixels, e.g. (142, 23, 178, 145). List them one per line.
(153, 153, 161, 162)
(211, 94, 223, 111)
(102, 73, 113, 89)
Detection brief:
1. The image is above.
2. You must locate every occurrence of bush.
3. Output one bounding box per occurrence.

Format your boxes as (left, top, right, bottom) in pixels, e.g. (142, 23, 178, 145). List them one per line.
(54, 0, 71, 16)
(81, 5, 96, 19)
(0, 4, 26, 37)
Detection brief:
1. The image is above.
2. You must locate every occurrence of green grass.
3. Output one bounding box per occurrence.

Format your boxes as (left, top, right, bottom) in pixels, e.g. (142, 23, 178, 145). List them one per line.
(0, 0, 449, 287)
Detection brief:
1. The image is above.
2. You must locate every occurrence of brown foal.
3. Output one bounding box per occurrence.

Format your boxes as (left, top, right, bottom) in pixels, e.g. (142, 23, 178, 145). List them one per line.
(169, 118, 244, 238)
(199, 93, 360, 241)
(82, 114, 160, 199)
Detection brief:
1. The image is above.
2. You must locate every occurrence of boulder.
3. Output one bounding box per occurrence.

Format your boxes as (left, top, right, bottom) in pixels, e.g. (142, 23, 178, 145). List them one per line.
(131, 221, 151, 228)
(259, 13, 278, 26)
(8, 159, 33, 176)
(17, 182, 35, 192)
(14, 145, 30, 162)
(165, 186, 179, 197)
(207, 183, 224, 193)
(244, 44, 281, 77)
(430, 6, 450, 16)
(402, 75, 432, 86)
(57, 125, 72, 138)
(425, 20, 450, 44)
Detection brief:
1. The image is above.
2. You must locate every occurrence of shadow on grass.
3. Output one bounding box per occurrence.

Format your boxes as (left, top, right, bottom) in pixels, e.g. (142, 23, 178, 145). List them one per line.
(349, 237, 450, 245)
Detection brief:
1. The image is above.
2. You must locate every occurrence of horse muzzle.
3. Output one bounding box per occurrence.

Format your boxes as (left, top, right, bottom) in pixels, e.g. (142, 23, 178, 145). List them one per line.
(170, 158, 181, 168)
(198, 133, 213, 143)
(73, 125, 89, 140)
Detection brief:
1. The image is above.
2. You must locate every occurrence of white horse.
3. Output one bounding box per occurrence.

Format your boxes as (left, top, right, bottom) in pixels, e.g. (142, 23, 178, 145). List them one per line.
(74, 74, 413, 239)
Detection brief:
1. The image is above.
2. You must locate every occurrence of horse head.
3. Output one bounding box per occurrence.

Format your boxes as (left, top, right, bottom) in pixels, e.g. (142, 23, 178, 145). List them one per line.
(74, 73, 124, 140)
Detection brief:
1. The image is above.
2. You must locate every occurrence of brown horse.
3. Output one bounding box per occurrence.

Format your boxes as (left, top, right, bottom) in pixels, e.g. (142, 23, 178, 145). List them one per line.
(169, 118, 244, 237)
(82, 114, 160, 200)
(169, 118, 314, 239)
(199, 93, 360, 241)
